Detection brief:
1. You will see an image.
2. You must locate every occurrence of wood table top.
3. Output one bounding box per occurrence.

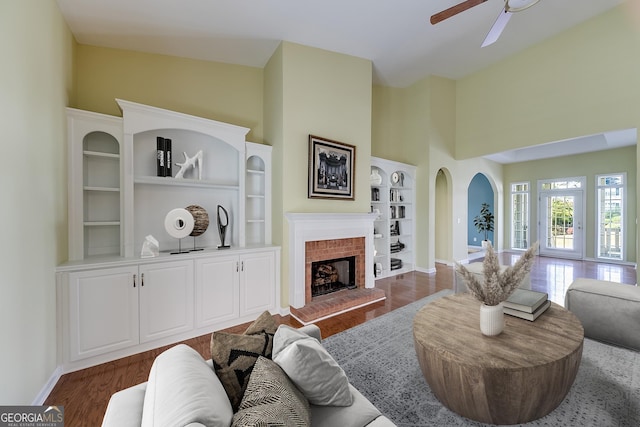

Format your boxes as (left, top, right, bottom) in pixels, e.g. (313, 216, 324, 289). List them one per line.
(413, 293, 584, 370)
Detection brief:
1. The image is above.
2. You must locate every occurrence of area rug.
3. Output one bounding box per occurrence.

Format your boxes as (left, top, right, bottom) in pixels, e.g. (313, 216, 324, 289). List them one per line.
(323, 289, 640, 426)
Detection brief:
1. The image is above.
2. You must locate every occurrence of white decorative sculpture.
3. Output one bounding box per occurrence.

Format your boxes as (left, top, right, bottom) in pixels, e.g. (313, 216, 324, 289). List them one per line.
(175, 150, 203, 179)
(140, 235, 159, 258)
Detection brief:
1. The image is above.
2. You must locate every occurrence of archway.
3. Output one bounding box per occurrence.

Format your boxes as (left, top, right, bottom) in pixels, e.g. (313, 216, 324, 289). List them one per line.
(468, 173, 495, 252)
(435, 168, 452, 263)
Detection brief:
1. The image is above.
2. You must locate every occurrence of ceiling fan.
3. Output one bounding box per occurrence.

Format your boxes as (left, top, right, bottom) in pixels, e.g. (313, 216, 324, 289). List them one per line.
(431, 0, 542, 47)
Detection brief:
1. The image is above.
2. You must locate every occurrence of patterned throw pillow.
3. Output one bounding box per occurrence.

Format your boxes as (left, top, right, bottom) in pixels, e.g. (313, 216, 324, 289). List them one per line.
(210, 311, 278, 410)
(232, 356, 310, 427)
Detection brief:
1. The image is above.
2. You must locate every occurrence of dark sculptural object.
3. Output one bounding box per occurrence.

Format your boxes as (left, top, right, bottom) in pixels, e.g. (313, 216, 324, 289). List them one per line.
(217, 205, 230, 249)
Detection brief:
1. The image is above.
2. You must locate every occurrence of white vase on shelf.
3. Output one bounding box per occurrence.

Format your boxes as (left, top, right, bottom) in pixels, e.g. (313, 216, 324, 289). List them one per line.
(370, 169, 382, 186)
(479, 303, 504, 336)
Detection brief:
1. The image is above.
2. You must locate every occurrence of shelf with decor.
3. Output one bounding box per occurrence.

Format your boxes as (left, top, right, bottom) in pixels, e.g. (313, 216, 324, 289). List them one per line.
(59, 101, 280, 372)
(370, 157, 416, 279)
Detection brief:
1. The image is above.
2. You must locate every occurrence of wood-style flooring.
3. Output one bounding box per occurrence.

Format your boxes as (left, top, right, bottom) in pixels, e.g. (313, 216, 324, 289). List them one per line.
(44, 254, 636, 427)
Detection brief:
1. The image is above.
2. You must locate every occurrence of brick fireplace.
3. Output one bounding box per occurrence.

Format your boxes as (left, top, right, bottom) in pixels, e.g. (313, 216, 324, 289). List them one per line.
(305, 237, 364, 303)
(286, 213, 383, 322)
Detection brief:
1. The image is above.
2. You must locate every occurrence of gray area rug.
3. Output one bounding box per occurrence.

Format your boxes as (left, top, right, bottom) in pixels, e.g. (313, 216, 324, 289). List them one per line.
(323, 289, 640, 426)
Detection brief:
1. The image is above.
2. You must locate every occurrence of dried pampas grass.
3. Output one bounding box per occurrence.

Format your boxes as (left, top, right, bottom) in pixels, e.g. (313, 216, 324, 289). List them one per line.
(456, 242, 539, 306)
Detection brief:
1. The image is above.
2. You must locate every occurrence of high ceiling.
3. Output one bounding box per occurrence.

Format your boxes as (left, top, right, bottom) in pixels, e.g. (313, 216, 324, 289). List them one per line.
(55, 0, 637, 161)
(57, 0, 626, 87)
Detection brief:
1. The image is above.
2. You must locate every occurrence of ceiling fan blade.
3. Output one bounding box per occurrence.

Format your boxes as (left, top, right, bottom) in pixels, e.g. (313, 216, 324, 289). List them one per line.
(431, 0, 488, 25)
(481, 8, 512, 47)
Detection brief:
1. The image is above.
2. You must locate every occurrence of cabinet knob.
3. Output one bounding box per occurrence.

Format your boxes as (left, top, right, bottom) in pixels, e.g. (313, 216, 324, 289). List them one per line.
(133, 274, 137, 288)
(241, 261, 244, 271)
(141, 273, 145, 287)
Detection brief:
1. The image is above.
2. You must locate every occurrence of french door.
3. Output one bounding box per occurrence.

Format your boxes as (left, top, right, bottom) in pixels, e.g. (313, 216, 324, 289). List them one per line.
(539, 188, 584, 259)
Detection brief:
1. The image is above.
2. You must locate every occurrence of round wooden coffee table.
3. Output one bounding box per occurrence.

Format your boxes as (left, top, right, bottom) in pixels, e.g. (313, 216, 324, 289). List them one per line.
(413, 293, 584, 425)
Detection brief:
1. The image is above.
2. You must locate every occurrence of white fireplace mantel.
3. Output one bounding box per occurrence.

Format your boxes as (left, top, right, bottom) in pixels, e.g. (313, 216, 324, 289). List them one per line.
(285, 212, 377, 308)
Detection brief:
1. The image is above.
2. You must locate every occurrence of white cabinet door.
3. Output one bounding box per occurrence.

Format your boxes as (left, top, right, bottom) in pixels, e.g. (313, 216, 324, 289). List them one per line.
(139, 260, 194, 343)
(68, 266, 138, 361)
(239, 251, 275, 317)
(195, 255, 240, 328)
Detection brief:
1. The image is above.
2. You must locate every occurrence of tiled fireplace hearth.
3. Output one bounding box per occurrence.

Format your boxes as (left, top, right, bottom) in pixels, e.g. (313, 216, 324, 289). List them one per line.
(286, 213, 385, 324)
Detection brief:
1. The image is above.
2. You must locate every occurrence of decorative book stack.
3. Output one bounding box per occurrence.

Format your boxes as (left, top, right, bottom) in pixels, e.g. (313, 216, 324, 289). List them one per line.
(503, 289, 551, 321)
(390, 258, 402, 271)
(156, 137, 172, 177)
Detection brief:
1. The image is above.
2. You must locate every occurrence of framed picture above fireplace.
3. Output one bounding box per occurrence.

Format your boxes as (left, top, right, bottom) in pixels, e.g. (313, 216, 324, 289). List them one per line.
(308, 135, 355, 200)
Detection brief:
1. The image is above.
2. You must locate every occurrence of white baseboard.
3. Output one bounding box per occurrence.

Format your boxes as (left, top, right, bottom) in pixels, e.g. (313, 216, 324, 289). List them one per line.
(278, 306, 291, 317)
(32, 365, 63, 405)
(414, 266, 436, 274)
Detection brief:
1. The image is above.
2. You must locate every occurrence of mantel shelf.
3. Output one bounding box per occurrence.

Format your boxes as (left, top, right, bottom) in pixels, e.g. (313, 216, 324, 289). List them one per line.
(134, 176, 239, 190)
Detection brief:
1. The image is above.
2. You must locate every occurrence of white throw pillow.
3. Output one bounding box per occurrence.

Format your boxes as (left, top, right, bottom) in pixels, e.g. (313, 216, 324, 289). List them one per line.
(273, 325, 353, 407)
(141, 344, 233, 427)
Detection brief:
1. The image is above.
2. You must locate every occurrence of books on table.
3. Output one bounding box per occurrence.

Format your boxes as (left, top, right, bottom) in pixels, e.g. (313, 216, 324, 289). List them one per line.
(503, 289, 550, 321)
(504, 300, 551, 321)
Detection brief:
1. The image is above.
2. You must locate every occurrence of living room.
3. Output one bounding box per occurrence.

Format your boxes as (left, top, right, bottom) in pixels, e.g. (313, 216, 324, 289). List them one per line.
(2, 0, 639, 416)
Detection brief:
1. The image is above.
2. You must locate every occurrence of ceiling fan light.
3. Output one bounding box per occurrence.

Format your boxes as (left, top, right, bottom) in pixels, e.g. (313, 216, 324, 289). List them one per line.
(505, 0, 541, 13)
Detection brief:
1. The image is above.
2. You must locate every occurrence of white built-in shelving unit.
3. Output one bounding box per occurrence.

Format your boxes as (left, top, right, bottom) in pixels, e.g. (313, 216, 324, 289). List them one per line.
(370, 157, 416, 279)
(58, 101, 278, 373)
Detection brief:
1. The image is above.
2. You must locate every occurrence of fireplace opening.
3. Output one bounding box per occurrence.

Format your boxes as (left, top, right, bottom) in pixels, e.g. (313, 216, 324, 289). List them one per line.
(311, 256, 356, 297)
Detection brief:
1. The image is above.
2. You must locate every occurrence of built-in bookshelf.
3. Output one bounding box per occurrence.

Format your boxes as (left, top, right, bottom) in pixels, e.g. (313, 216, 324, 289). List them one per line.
(59, 101, 279, 372)
(370, 157, 416, 279)
(66, 101, 274, 260)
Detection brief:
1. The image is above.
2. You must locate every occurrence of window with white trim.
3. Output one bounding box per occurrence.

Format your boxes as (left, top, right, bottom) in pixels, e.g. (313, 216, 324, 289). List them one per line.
(510, 182, 529, 250)
(596, 173, 625, 260)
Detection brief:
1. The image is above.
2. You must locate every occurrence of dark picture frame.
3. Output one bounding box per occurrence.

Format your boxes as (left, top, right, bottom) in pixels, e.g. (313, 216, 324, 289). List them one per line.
(308, 135, 355, 200)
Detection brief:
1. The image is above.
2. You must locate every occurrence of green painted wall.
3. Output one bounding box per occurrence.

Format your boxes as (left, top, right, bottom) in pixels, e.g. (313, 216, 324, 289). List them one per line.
(264, 44, 285, 251)
(273, 42, 372, 307)
(1, 0, 74, 403)
(504, 146, 637, 261)
(75, 45, 265, 142)
(372, 85, 405, 161)
(454, 4, 640, 264)
(456, 6, 640, 159)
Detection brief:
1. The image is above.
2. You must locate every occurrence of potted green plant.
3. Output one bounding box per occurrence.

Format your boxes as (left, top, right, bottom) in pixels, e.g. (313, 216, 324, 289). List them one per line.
(473, 202, 494, 247)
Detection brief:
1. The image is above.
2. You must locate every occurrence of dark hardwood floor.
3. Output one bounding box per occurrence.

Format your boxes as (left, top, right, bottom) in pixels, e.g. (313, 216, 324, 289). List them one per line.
(45, 254, 636, 427)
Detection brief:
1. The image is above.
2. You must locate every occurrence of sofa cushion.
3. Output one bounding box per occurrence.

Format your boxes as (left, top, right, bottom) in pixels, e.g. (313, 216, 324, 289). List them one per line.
(102, 383, 147, 427)
(140, 344, 232, 427)
(309, 384, 383, 427)
(232, 356, 310, 427)
(273, 325, 353, 407)
(565, 278, 640, 350)
(210, 311, 278, 410)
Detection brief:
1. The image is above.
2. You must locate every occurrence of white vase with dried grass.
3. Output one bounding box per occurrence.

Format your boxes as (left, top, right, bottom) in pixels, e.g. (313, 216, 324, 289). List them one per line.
(456, 242, 539, 336)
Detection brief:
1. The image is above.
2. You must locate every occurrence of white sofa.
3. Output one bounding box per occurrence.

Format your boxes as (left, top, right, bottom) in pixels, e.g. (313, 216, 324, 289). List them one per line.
(102, 324, 395, 427)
